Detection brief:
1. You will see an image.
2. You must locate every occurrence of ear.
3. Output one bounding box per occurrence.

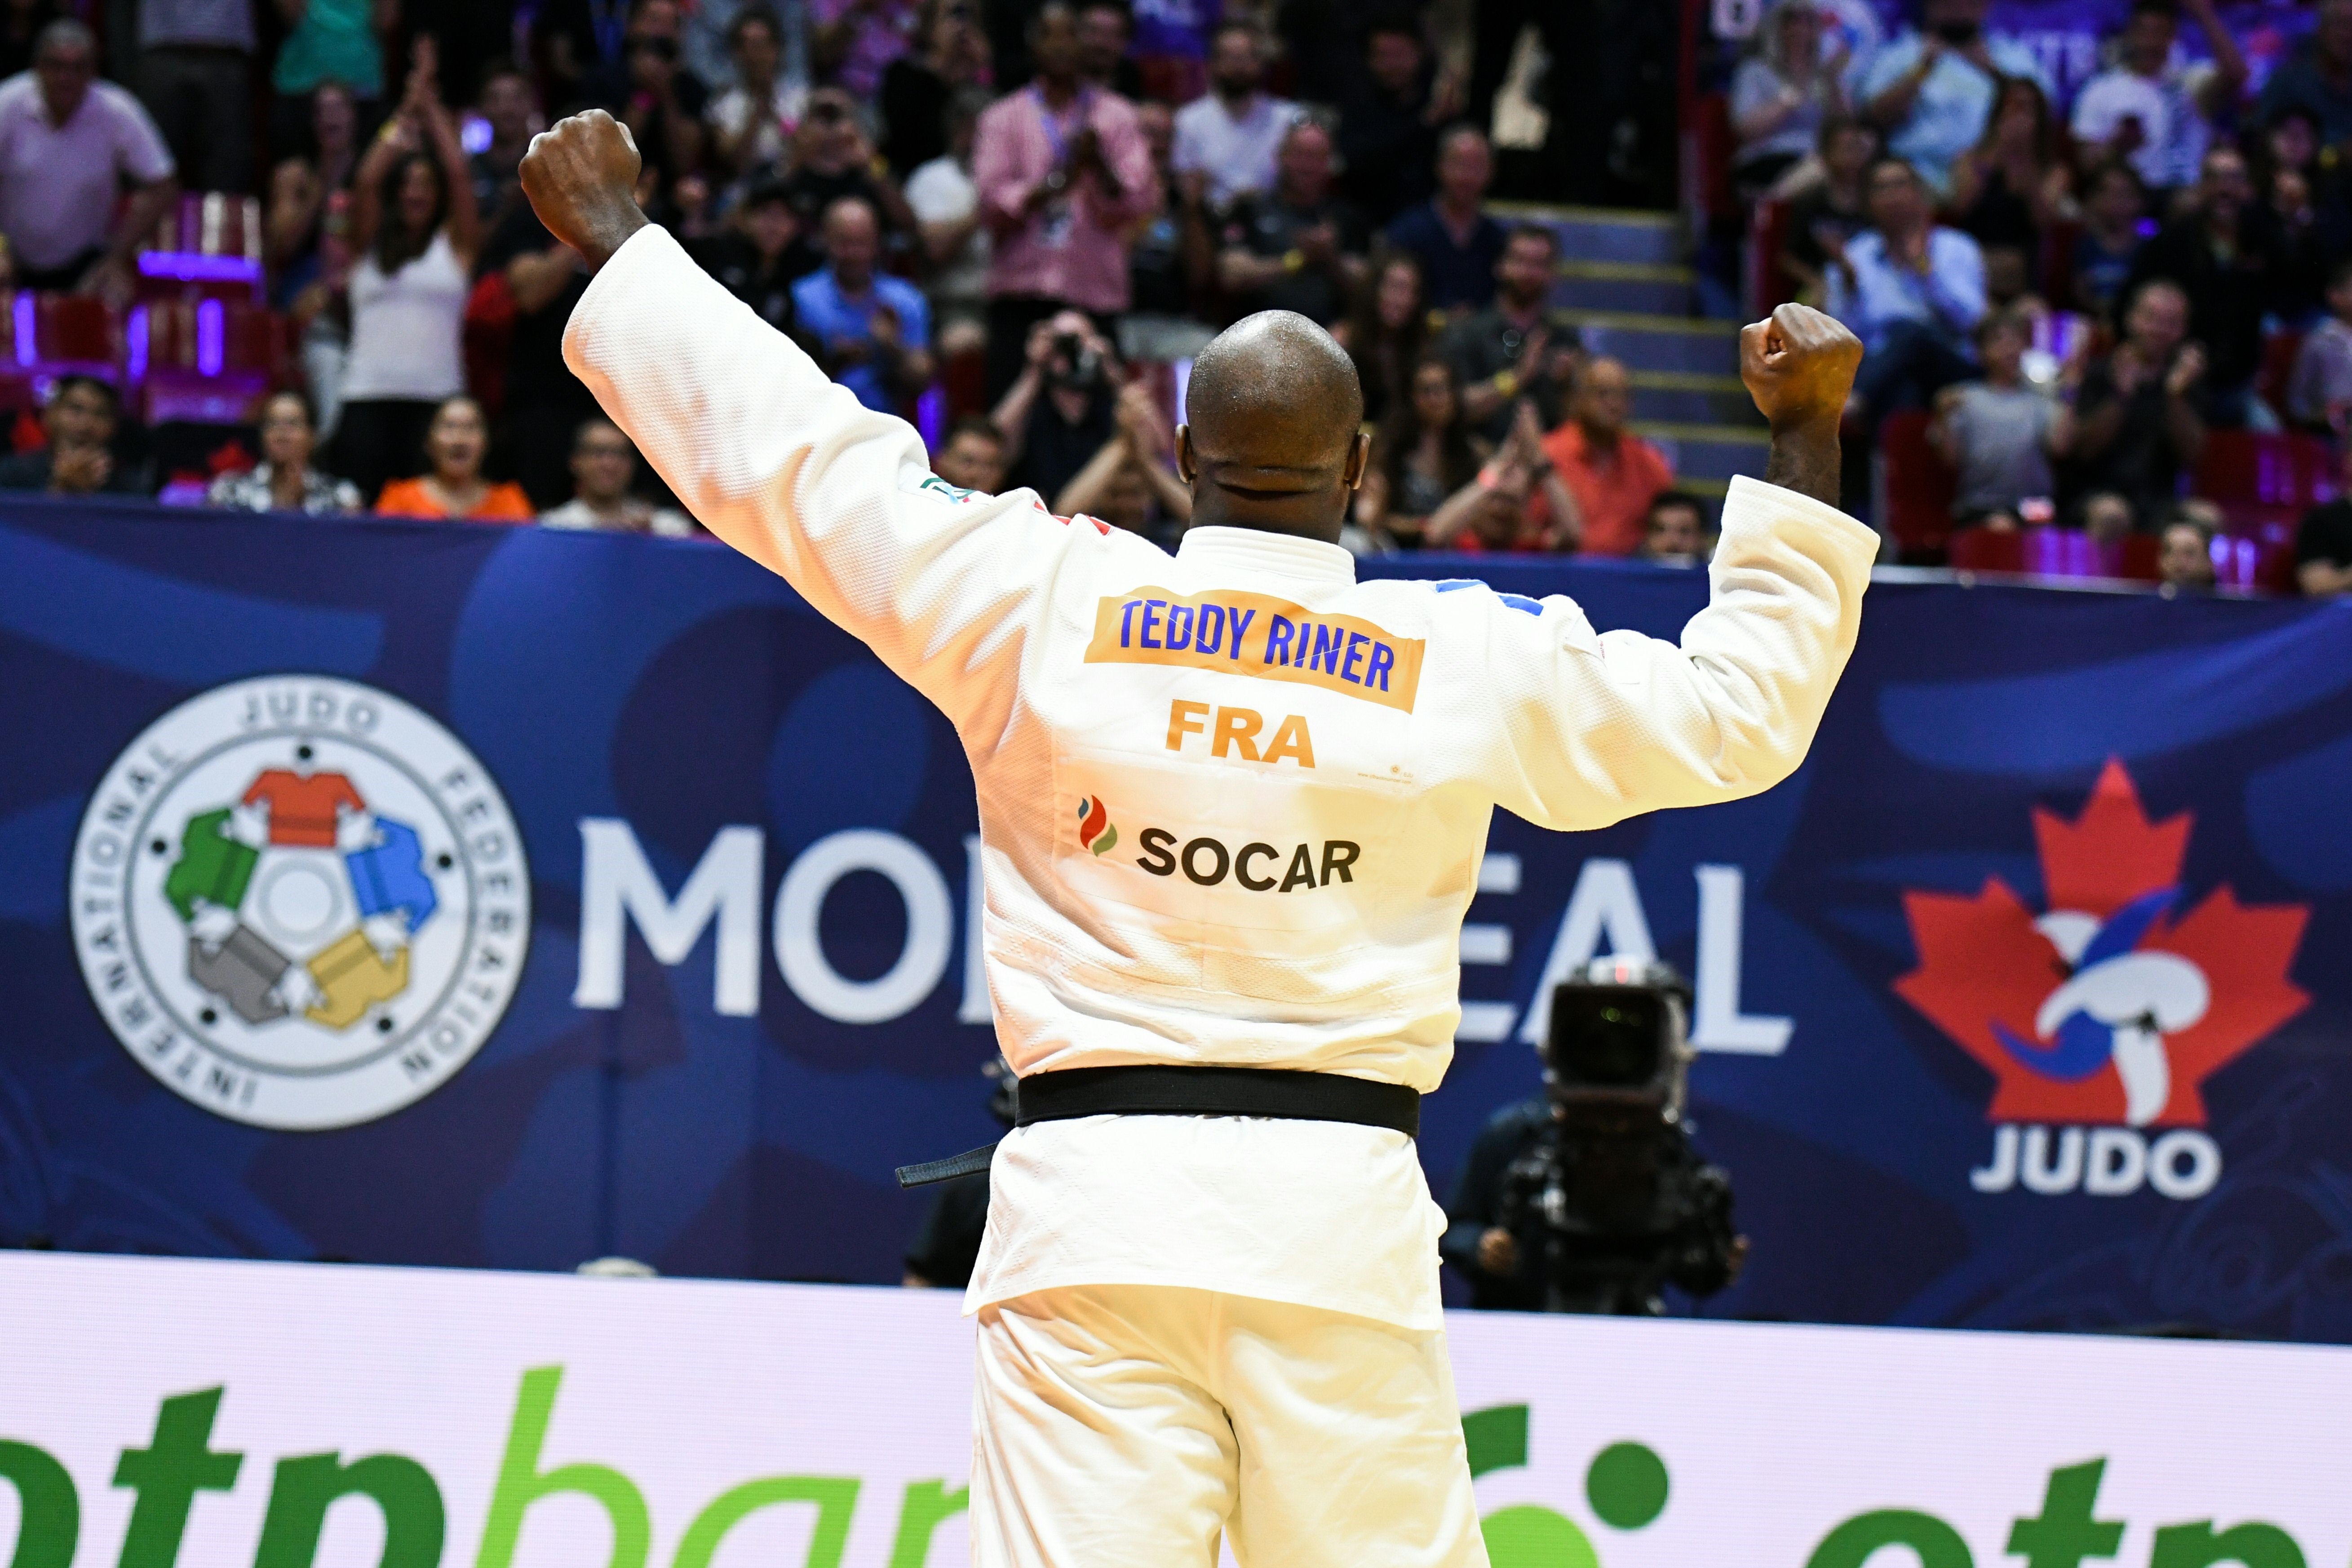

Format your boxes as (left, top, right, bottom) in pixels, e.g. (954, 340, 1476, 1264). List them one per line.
(1175, 424, 1196, 484)
(1342, 428, 1372, 491)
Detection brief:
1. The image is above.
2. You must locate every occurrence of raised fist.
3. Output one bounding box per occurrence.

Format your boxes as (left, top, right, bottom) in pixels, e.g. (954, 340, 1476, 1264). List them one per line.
(1741, 302, 1864, 433)
(520, 110, 649, 270)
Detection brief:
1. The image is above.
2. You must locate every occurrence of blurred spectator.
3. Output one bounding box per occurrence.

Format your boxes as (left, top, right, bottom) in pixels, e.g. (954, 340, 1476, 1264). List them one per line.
(689, 173, 814, 329)
(812, 0, 921, 98)
(2063, 278, 2206, 529)
(374, 395, 535, 518)
(1170, 20, 1295, 211)
(2289, 259, 2352, 434)
(709, 4, 803, 178)
(2069, 159, 2148, 321)
(906, 85, 992, 359)
(2125, 144, 2297, 423)
(2078, 489, 2136, 541)
(973, 3, 1155, 399)
(1829, 156, 1986, 427)
(792, 195, 934, 412)
(207, 390, 363, 512)
(2254, 0, 2352, 147)
(132, 0, 256, 193)
(1426, 405, 1582, 554)
(0, 20, 177, 293)
(272, 0, 388, 124)
(1732, 0, 1849, 196)
(478, 199, 601, 508)
(1055, 379, 1189, 547)
(605, 4, 708, 191)
(1947, 76, 2068, 290)
(533, 0, 632, 113)
(881, 0, 992, 177)
(0, 0, 63, 81)
(1125, 98, 1197, 331)
(684, 0, 806, 111)
(1356, 354, 1487, 548)
(931, 413, 1007, 492)
(265, 79, 358, 302)
(1214, 118, 1365, 327)
(992, 307, 1119, 504)
(1637, 492, 1715, 566)
(2294, 435, 2352, 594)
(1929, 309, 2059, 528)
(1384, 124, 1506, 312)
(1852, 0, 2051, 196)
(469, 61, 538, 227)
(1076, 0, 1143, 100)
(2157, 509, 2217, 592)
(1335, 8, 1441, 227)
(2069, 0, 2245, 201)
(1444, 224, 1581, 443)
(780, 88, 918, 239)
(540, 417, 694, 534)
(1334, 249, 1430, 425)
(1534, 360, 1674, 556)
(1777, 115, 1878, 305)
(0, 376, 147, 495)
(335, 51, 481, 501)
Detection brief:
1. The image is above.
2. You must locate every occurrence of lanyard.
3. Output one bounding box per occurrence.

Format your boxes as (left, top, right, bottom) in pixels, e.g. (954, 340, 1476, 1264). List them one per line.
(1030, 84, 1095, 167)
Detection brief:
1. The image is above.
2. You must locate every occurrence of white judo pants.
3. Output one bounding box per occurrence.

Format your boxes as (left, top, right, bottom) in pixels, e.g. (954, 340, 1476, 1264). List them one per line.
(970, 1285, 1490, 1568)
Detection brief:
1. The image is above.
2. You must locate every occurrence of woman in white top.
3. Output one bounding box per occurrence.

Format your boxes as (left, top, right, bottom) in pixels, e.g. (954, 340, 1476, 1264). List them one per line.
(332, 43, 482, 505)
(1730, 2, 1848, 195)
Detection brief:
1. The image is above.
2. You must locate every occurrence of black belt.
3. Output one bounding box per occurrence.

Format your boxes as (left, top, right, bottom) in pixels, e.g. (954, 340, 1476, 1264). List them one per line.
(894, 1064, 1422, 1187)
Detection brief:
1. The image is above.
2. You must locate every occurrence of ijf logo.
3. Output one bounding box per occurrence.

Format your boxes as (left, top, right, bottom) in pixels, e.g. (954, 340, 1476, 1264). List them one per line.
(1896, 761, 2308, 1200)
(69, 676, 530, 1130)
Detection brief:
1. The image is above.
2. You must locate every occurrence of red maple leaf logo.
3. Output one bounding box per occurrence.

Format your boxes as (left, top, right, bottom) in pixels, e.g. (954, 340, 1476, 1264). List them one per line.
(1895, 760, 2310, 1127)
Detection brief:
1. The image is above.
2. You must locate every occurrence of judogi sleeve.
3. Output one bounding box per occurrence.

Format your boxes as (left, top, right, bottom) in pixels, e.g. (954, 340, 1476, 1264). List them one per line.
(1471, 474, 1878, 831)
(563, 224, 1075, 741)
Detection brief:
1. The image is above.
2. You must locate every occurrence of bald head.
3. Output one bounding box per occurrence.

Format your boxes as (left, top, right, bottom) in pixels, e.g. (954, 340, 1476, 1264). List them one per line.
(1178, 311, 1370, 543)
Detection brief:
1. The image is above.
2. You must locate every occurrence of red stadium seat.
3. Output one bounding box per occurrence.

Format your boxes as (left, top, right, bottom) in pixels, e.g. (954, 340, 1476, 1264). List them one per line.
(2194, 430, 2337, 537)
(131, 299, 289, 425)
(1878, 409, 1957, 560)
(1748, 198, 1792, 316)
(3, 292, 124, 382)
(2258, 330, 2304, 421)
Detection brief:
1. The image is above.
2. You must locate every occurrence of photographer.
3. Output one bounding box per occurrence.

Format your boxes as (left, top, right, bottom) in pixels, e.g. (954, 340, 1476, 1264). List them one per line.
(992, 310, 1122, 505)
(1442, 959, 1746, 1315)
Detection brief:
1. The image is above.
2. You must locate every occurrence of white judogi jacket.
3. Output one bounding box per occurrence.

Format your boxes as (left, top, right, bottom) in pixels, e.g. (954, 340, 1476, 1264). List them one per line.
(567, 226, 1879, 1330)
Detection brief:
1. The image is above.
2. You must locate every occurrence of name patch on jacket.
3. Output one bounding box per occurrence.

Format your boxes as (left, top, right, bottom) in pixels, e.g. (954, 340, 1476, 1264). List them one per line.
(1085, 588, 1425, 713)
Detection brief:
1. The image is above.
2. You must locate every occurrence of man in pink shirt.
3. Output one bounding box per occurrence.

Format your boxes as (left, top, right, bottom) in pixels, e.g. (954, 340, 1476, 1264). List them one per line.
(972, 2, 1157, 399)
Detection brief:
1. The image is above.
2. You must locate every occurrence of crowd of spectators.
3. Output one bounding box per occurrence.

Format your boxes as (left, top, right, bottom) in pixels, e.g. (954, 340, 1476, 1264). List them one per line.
(0, 0, 1730, 566)
(1741, 0, 2352, 594)
(9, 0, 2352, 594)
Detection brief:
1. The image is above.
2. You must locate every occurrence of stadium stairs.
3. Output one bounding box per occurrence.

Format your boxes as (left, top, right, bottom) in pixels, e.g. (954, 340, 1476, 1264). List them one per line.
(1492, 200, 1766, 519)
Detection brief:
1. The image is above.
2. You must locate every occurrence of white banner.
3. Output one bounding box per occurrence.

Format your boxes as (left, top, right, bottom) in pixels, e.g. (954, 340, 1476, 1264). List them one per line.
(2, 1252, 2349, 1567)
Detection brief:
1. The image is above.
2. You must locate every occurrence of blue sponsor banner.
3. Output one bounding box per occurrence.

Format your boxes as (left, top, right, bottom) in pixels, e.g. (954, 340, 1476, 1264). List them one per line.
(3, 499, 2349, 1340)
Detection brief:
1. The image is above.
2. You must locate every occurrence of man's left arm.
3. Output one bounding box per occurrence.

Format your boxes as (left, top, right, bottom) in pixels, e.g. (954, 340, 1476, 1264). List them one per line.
(99, 101, 180, 289)
(1922, 231, 1986, 333)
(1472, 307, 1878, 831)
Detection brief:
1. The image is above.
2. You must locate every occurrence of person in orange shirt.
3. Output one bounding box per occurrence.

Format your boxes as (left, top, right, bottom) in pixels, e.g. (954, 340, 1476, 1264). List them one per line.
(373, 395, 536, 522)
(1530, 356, 1677, 556)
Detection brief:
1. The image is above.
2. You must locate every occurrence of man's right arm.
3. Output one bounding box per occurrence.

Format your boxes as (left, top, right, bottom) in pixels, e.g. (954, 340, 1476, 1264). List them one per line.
(532, 113, 1075, 735)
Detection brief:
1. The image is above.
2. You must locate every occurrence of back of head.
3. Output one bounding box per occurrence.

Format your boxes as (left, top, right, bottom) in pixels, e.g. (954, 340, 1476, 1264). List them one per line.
(1180, 311, 1368, 543)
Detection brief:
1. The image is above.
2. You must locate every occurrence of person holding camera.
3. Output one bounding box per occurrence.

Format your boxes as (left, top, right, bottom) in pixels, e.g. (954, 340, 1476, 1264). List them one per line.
(1444, 961, 1747, 1316)
(991, 309, 1122, 505)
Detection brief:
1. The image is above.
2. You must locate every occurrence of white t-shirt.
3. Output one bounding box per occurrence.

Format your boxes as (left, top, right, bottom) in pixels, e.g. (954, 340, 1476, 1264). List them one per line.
(1170, 91, 1299, 209)
(904, 155, 990, 307)
(341, 230, 468, 402)
(707, 80, 807, 174)
(565, 226, 1878, 1331)
(540, 496, 696, 536)
(2070, 63, 2214, 191)
(0, 74, 174, 270)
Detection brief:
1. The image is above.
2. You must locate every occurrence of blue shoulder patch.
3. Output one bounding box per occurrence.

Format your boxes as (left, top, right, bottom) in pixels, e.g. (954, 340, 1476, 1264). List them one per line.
(1430, 579, 1543, 616)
